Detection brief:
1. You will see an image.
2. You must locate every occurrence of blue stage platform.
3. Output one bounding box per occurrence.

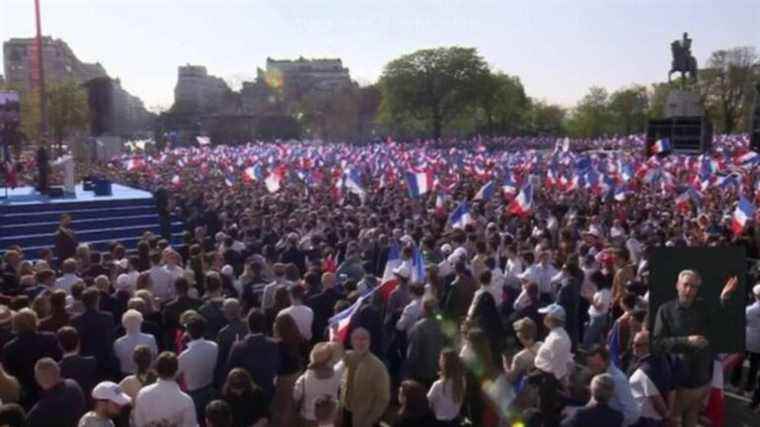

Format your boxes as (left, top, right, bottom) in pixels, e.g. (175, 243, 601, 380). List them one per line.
(1, 184, 185, 259)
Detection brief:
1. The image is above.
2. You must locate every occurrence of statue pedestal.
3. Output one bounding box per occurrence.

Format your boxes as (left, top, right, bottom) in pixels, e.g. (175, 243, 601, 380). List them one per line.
(665, 89, 704, 118)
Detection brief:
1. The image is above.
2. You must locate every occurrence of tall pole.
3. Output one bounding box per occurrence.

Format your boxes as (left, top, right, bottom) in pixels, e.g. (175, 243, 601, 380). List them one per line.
(34, 0, 47, 141)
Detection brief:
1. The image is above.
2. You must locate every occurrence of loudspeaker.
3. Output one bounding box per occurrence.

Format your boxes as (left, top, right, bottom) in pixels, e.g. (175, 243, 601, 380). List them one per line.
(93, 179, 112, 196)
(751, 83, 760, 153)
(646, 117, 713, 155)
(48, 187, 65, 198)
(83, 77, 114, 137)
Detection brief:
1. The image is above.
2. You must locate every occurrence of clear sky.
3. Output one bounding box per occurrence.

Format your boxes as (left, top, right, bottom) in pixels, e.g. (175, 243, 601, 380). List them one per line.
(2, 0, 759, 111)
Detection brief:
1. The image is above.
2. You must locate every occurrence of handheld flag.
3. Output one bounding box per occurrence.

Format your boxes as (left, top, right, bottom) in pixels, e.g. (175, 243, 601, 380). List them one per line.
(450, 202, 472, 229)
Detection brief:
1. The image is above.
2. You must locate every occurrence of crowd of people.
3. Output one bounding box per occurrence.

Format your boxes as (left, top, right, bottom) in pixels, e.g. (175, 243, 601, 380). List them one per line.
(0, 133, 759, 427)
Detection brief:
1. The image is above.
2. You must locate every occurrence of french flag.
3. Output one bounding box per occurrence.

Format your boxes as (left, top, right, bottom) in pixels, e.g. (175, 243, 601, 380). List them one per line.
(411, 245, 427, 284)
(450, 202, 472, 229)
(732, 197, 756, 236)
(502, 173, 519, 196)
(405, 170, 434, 198)
(381, 243, 402, 283)
(612, 186, 628, 202)
(435, 193, 446, 217)
(125, 157, 143, 171)
(675, 190, 692, 212)
(704, 359, 725, 427)
(328, 277, 398, 343)
(171, 174, 181, 187)
(473, 180, 495, 201)
(607, 320, 621, 368)
(224, 174, 236, 188)
(265, 168, 284, 193)
(244, 164, 263, 182)
(344, 169, 366, 203)
(507, 183, 533, 216)
(652, 138, 671, 154)
(736, 151, 760, 168)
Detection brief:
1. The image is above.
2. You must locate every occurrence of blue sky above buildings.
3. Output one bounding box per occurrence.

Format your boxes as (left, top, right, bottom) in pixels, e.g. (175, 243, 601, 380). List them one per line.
(2, 0, 759, 110)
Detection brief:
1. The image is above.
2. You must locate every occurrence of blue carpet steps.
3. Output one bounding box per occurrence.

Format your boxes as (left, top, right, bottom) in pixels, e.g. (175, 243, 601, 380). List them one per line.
(1, 196, 186, 259)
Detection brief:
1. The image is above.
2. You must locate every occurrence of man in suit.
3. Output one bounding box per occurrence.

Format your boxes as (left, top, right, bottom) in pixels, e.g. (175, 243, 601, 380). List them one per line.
(54, 214, 78, 266)
(561, 373, 623, 427)
(162, 277, 202, 351)
(214, 298, 248, 387)
(71, 288, 115, 378)
(57, 326, 98, 400)
(2, 309, 62, 409)
(225, 309, 280, 401)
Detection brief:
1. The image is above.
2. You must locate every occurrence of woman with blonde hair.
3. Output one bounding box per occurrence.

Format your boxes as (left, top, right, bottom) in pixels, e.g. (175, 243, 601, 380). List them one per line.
(293, 342, 343, 426)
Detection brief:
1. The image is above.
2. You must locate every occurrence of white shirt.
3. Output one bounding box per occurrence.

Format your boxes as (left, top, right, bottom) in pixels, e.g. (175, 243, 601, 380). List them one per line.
(746, 301, 760, 353)
(488, 268, 505, 306)
(427, 378, 465, 421)
(293, 367, 343, 421)
(277, 304, 314, 341)
(518, 263, 559, 297)
(608, 364, 641, 427)
(113, 332, 158, 374)
(396, 297, 423, 334)
(534, 326, 573, 380)
(178, 339, 218, 391)
(629, 367, 663, 421)
(133, 379, 198, 427)
(164, 264, 185, 285)
(149, 265, 175, 302)
(428, 378, 465, 421)
(589, 288, 612, 318)
(504, 257, 524, 288)
(55, 273, 81, 294)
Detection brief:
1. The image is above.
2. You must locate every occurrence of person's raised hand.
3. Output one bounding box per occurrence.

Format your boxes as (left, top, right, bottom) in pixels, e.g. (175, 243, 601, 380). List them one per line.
(721, 275, 738, 300)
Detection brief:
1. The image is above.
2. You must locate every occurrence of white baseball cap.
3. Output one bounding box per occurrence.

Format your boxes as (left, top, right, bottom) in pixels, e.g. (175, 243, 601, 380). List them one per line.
(753, 284, 760, 296)
(538, 303, 566, 322)
(91, 381, 131, 406)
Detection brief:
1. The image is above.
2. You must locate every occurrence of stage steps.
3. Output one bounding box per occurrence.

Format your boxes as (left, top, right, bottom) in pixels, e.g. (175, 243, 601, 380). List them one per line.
(1, 192, 186, 260)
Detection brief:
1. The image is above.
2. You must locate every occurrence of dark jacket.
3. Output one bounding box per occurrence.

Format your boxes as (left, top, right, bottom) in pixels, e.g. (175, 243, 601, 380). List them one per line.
(557, 279, 580, 353)
(306, 287, 340, 342)
(560, 402, 623, 427)
(2, 331, 62, 407)
(71, 309, 115, 374)
(59, 354, 99, 399)
(214, 319, 249, 387)
(199, 297, 227, 340)
(54, 227, 78, 264)
(226, 333, 281, 400)
(27, 379, 86, 427)
(406, 317, 445, 384)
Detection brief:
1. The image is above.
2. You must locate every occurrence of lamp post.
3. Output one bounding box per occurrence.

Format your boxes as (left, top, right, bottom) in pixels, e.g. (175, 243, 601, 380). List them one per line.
(34, 0, 48, 141)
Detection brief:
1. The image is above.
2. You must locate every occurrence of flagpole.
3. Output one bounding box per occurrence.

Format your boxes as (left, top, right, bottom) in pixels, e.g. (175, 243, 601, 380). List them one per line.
(34, 0, 48, 141)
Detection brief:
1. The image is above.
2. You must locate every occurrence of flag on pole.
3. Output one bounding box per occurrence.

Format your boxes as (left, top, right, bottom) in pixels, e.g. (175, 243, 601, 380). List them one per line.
(731, 197, 756, 236)
(652, 138, 671, 154)
(473, 180, 495, 201)
(405, 170, 434, 198)
(507, 183, 533, 216)
(450, 202, 472, 229)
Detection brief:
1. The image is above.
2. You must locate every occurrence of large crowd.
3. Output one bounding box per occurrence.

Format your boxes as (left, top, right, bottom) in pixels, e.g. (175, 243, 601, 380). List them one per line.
(1, 134, 760, 427)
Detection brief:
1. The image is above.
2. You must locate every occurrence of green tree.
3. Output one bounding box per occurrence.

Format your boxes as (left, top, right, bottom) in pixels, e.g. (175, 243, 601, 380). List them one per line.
(378, 47, 490, 139)
(608, 85, 649, 135)
(47, 80, 90, 150)
(699, 46, 759, 133)
(526, 99, 566, 136)
(647, 82, 670, 120)
(476, 72, 529, 136)
(566, 86, 612, 137)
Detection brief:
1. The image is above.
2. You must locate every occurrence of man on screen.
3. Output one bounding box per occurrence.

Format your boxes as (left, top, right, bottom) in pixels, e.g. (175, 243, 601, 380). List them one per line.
(652, 269, 738, 427)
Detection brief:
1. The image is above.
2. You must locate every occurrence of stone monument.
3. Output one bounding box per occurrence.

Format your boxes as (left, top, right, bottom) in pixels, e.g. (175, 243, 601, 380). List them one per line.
(665, 33, 703, 118)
